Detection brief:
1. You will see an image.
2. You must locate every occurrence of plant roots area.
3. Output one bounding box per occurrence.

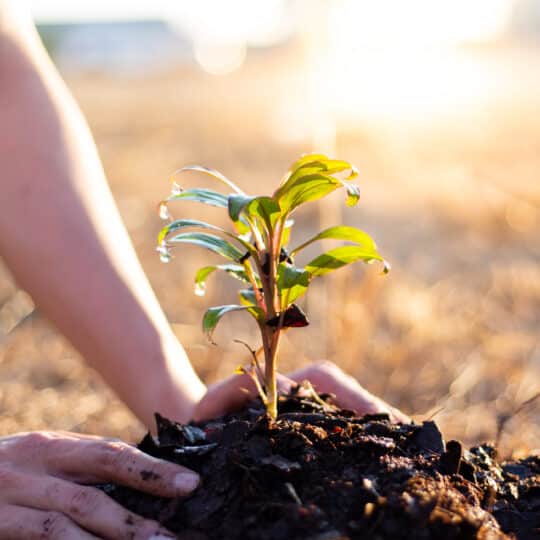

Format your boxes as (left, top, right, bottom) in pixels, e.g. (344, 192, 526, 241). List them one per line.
(103, 391, 539, 539)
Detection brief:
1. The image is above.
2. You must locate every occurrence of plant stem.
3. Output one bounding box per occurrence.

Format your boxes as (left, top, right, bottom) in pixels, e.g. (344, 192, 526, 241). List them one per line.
(243, 260, 265, 312)
(265, 327, 280, 419)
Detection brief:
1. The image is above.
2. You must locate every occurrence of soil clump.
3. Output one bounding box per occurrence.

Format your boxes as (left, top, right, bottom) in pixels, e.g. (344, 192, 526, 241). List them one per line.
(104, 391, 539, 539)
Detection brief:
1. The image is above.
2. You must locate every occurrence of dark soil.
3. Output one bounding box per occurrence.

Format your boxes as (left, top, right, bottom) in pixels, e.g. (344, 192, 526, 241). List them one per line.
(104, 390, 540, 539)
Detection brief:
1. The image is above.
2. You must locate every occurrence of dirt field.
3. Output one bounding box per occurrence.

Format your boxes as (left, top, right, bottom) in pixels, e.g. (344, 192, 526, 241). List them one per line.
(1, 44, 539, 456)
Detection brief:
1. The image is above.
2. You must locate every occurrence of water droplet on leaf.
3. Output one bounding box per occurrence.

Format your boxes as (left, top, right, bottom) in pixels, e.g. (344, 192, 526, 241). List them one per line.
(156, 243, 172, 263)
(171, 182, 183, 196)
(194, 282, 206, 296)
(158, 202, 170, 220)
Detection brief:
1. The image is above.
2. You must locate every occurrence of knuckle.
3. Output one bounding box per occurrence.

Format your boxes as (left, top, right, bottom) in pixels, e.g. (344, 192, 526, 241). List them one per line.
(0, 465, 18, 488)
(97, 441, 135, 472)
(41, 511, 71, 539)
(314, 360, 341, 378)
(67, 486, 102, 518)
(16, 432, 51, 454)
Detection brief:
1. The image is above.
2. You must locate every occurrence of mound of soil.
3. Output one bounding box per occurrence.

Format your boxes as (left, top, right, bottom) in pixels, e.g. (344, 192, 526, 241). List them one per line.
(104, 391, 539, 539)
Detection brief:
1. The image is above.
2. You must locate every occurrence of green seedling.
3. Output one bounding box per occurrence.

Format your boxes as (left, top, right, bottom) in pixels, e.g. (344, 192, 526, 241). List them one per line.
(157, 154, 389, 419)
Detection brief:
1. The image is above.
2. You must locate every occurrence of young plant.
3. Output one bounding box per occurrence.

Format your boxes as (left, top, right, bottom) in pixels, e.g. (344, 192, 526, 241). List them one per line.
(157, 154, 389, 420)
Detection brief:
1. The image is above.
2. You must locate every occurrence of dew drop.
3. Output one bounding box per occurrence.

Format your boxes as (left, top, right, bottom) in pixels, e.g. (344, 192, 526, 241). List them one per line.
(156, 244, 172, 263)
(171, 182, 183, 196)
(158, 202, 170, 220)
(194, 282, 206, 297)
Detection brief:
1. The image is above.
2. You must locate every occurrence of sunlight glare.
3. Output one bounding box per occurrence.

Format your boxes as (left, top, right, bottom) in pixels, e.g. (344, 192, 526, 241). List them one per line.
(307, 0, 514, 123)
(194, 41, 247, 76)
(169, 0, 289, 75)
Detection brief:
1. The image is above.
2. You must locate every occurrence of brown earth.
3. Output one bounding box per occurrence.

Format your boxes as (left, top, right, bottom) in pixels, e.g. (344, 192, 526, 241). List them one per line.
(104, 391, 540, 540)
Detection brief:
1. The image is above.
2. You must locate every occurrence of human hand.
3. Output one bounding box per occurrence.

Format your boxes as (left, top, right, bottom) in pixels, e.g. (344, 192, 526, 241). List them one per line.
(0, 431, 200, 539)
(288, 361, 410, 423)
(192, 361, 409, 424)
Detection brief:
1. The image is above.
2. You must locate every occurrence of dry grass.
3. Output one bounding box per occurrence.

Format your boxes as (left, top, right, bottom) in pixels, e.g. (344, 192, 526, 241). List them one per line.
(1, 46, 539, 457)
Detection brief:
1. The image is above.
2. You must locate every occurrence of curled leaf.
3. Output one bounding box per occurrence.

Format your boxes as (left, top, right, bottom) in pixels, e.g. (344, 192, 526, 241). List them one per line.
(173, 164, 245, 194)
(158, 218, 229, 245)
(157, 218, 255, 256)
(274, 156, 361, 213)
(202, 304, 264, 343)
(228, 194, 282, 232)
(290, 225, 377, 256)
(279, 153, 329, 185)
(275, 173, 341, 214)
(194, 264, 251, 297)
(266, 304, 309, 328)
(305, 245, 387, 277)
(168, 232, 244, 262)
(167, 187, 229, 208)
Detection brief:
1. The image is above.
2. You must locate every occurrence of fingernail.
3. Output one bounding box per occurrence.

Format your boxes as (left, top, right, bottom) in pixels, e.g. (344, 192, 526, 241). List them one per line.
(174, 472, 200, 494)
(149, 535, 175, 540)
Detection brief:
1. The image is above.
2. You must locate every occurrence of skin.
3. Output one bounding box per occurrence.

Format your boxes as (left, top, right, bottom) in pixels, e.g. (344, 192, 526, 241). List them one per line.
(0, 431, 196, 539)
(0, 1, 409, 537)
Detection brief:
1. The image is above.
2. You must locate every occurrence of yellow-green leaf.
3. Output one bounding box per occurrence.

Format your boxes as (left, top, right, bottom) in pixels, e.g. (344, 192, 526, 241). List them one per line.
(305, 245, 387, 277)
(290, 225, 377, 256)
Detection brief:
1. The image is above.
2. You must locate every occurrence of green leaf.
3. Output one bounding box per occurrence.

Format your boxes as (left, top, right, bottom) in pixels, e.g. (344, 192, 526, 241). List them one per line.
(318, 159, 358, 176)
(290, 226, 377, 256)
(277, 263, 311, 307)
(173, 165, 245, 194)
(278, 156, 356, 192)
(163, 189, 251, 235)
(280, 153, 329, 184)
(276, 174, 339, 214)
(305, 245, 387, 277)
(228, 195, 281, 231)
(202, 304, 263, 342)
(275, 156, 361, 212)
(166, 187, 229, 208)
(168, 232, 244, 262)
(194, 264, 251, 296)
(158, 218, 226, 245)
(281, 219, 294, 247)
(158, 219, 256, 256)
(238, 288, 258, 307)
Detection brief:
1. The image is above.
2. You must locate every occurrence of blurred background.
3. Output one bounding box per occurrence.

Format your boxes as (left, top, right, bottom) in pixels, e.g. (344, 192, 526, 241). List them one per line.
(0, 0, 539, 456)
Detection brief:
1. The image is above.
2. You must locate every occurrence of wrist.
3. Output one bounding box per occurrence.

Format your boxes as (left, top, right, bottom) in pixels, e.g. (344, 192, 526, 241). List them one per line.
(143, 332, 207, 426)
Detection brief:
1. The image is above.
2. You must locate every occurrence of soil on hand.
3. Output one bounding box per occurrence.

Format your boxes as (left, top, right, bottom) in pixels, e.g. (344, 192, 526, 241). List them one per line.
(104, 391, 540, 539)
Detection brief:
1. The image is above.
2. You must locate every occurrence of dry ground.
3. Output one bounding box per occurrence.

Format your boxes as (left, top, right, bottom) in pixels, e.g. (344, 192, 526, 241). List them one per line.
(1, 45, 539, 456)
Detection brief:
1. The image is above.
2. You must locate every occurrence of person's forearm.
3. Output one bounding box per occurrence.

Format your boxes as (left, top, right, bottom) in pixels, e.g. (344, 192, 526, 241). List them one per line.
(0, 6, 205, 428)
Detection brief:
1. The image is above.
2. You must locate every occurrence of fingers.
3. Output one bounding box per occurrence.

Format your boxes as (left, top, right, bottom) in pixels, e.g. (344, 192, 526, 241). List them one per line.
(192, 374, 257, 422)
(192, 363, 410, 425)
(3, 469, 174, 540)
(0, 504, 99, 540)
(44, 437, 199, 497)
(192, 372, 298, 422)
(288, 361, 411, 423)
